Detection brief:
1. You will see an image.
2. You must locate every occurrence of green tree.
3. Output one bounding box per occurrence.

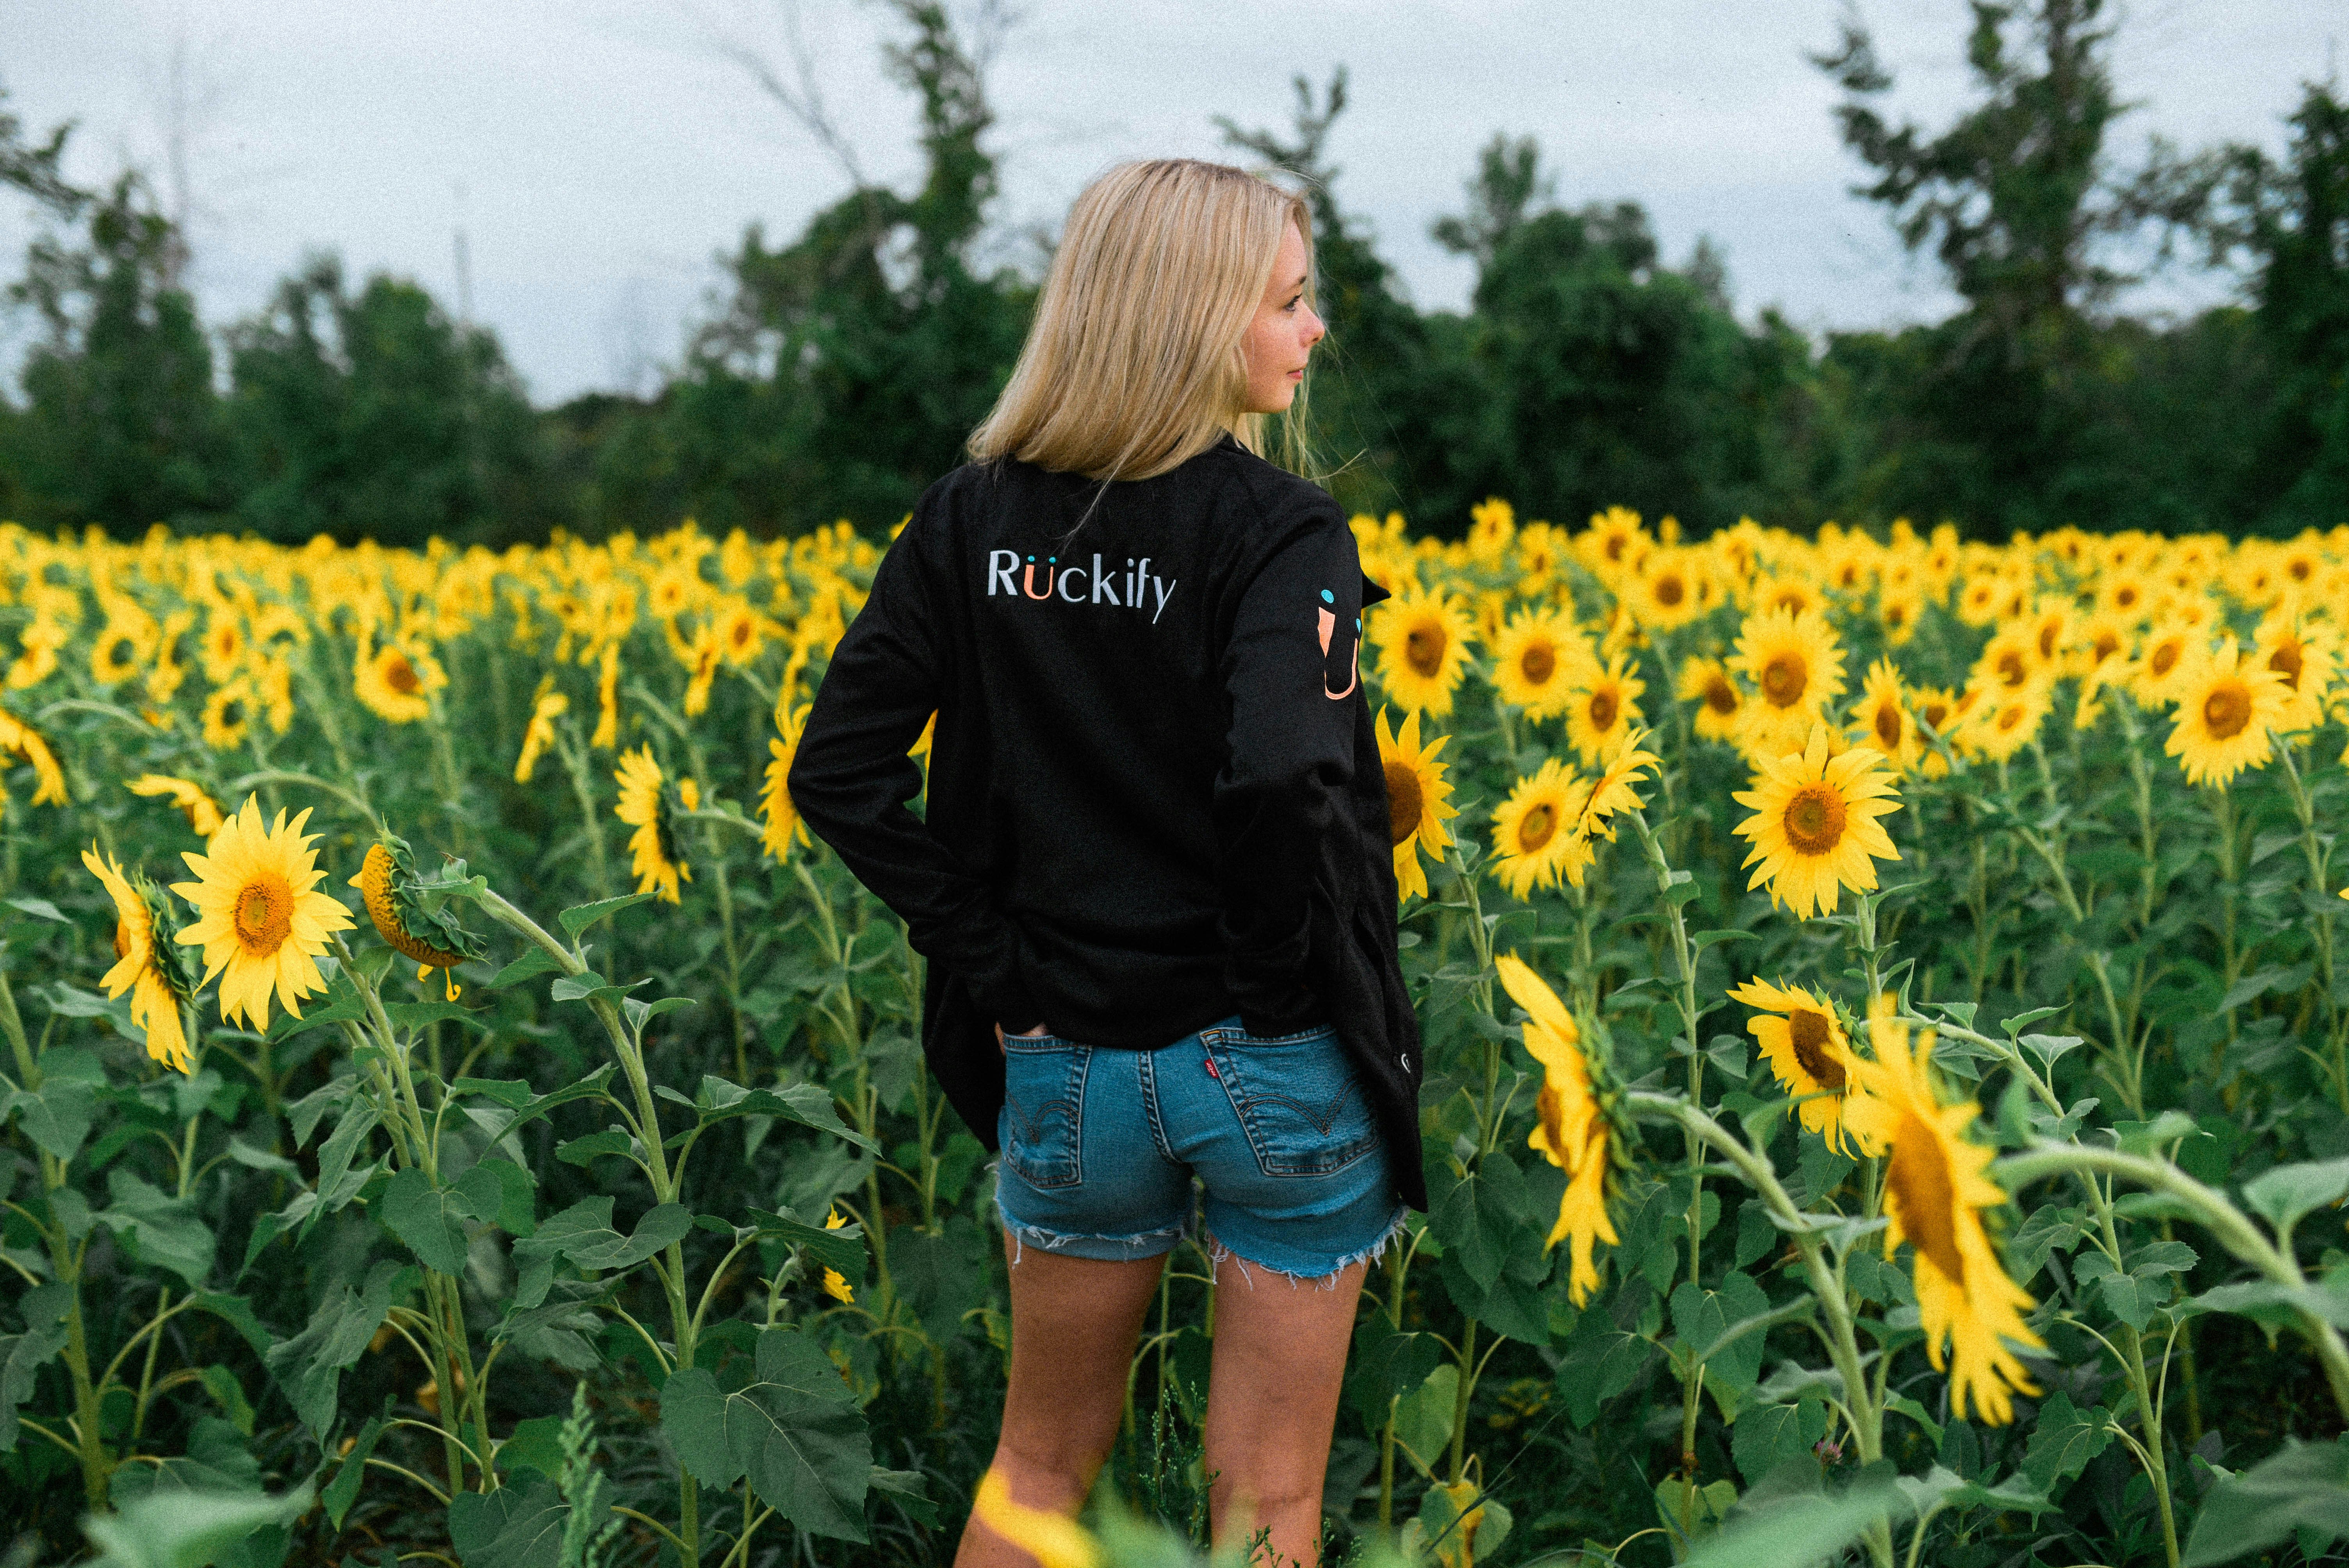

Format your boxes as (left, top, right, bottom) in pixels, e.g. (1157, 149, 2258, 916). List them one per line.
(225, 251, 555, 548)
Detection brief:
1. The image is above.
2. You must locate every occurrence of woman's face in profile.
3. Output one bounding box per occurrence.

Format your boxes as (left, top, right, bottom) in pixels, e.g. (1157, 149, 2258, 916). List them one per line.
(1240, 219, 1324, 415)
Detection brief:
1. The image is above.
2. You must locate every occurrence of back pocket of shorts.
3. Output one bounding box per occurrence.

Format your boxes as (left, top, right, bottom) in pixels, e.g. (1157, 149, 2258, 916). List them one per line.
(1208, 1027, 1379, 1178)
(1002, 1037, 1087, 1190)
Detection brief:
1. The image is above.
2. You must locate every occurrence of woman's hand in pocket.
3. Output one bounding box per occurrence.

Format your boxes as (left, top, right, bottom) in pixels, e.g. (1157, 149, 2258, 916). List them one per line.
(995, 1021, 1050, 1055)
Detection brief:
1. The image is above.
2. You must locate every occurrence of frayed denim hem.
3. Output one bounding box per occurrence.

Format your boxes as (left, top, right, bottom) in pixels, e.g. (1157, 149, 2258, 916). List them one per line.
(1204, 1206, 1411, 1290)
(994, 1193, 1186, 1266)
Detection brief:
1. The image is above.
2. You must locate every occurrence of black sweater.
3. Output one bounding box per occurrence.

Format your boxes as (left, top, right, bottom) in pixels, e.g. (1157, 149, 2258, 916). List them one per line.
(787, 433, 1426, 1210)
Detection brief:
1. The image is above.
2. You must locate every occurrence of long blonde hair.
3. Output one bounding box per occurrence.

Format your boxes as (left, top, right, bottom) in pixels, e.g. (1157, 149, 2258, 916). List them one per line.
(968, 159, 1317, 483)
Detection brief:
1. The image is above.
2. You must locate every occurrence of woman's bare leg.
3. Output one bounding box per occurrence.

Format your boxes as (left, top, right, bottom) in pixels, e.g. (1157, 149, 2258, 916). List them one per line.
(957, 1237, 1167, 1566)
(1201, 1249, 1368, 1568)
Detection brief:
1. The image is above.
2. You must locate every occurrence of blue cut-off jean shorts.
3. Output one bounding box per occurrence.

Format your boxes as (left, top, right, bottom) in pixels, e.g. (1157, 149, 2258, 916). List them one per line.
(994, 1016, 1406, 1281)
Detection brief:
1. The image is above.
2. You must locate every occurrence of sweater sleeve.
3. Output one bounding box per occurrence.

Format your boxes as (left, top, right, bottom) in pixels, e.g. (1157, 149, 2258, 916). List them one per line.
(786, 522, 1043, 1032)
(1213, 499, 1365, 1035)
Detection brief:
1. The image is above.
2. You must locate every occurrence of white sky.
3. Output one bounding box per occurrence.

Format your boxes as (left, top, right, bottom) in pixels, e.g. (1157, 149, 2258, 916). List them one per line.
(0, 0, 2340, 406)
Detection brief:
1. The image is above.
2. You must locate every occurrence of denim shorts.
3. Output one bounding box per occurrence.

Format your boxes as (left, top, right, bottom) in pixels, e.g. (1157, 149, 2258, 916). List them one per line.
(994, 1015, 1406, 1280)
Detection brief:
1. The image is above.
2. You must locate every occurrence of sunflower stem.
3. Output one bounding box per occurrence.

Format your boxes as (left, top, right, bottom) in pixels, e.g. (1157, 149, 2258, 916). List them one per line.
(2274, 741, 2347, 1110)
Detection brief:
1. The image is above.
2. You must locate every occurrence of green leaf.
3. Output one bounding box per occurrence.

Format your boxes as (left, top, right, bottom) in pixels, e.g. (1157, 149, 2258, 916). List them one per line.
(5, 1076, 95, 1160)
(745, 1208, 868, 1278)
(451, 1066, 617, 1137)
(494, 1280, 608, 1372)
(0, 1282, 74, 1453)
(1682, 1481, 1906, 1568)
(385, 1000, 493, 1033)
(497, 1415, 568, 1481)
(556, 1128, 639, 1167)
(448, 1474, 599, 1568)
(485, 946, 568, 989)
(262, 971, 367, 1043)
(263, 1260, 408, 1439)
(1655, 1475, 1740, 1547)
(2242, 1158, 2349, 1236)
(324, 1414, 386, 1529)
(311, 1104, 381, 1225)
(2182, 1439, 2349, 1566)
(454, 1157, 537, 1238)
(655, 1075, 875, 1151)
(1390, 1363, 1458, 1475)
(1998, 1006, 2064, 1037)
(868, 1467, 939, 1527)
(2021, 1392, 2114, 1493)
(623, 994, 697, 1034)
(1884, 1393, 1944, 1446)
(84, 1480, 315, 1568)
(110, 1415, 261, 1497)
(98, 1169, 216, 1286)
(5, 894, 69, 923)
(380, 1166, 471, 1274)
(510, 1198, 690, 1309)
(1731, 1398, 1828, 1486)
(558, 893, 653, 936)
(659, 1327, 875, 1540)
(549, 973, 648, 1006)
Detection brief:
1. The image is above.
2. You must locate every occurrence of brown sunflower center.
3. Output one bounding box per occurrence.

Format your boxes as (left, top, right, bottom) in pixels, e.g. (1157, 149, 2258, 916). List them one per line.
(2037, 625, 2060, 659)
(2290, 558, 2314, 582)
(110, 637, 135, 666)
(1655, 574, 1684, 607)
(233, 871, 294, 956)
(1921, 702, 1950, 732)
(1385, 760, 1424, 848)
(1887, 1111, 1967, 1285)
(385, 655, 421, 695)
(219, 700, 244, 730)
(2204, 682, 2252, 740)
(1782, 784, 1848, 855)
(1703, 675, 1738, 716)
(1873, 702, 1902, 750)
(1997, 704, 2026, 733)
(1588, 690, 1618, 731)
(1520, 642, 1556, 685)
(2093, 631, 2121, 663)
(1516, 803, 1557, 855)
(1995, 650, 2028, 688)
(2150, 641, 2181, 677)
(1787, 1009, 1845, 1090)
(1404, 624, 1446, 679)
(2269, 642, 2304, 689)
(1885, 603, 1909, 629)
(1761, 653, 1806, 709)
(731, 620, 754, 649)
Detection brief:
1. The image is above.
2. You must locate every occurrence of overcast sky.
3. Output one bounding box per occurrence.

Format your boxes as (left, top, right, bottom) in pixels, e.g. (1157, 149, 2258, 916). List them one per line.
(2, 0, 2341, 406)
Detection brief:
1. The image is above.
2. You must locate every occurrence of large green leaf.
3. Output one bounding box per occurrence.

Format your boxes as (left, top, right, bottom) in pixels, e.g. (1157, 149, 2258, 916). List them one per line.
(1682, 1480, 1906, 1568)
(451, 1066, 618, 1139)
(1731, 1398, 1828, 1486)
(2183, 1439, 2349, 1566)
(0, 1281, 73, 1452)
(2021, 1392, 2114, 1494)
(447, 1474, 599, 1568)
(380, 1165, 471, 1274)
(510, 1198, 691, 1309)
(656, 1075, 874, 1151)
(109, 1415, 260, 1498)
(4, 1074, 95, 1160)
(98, 1169, 216, 1287)
(2241, 1158, 2349, 1237)
(659, 1327, 874, 1540)
(84, 1480, 314, 1568)
(263, 1261, 409, 1439)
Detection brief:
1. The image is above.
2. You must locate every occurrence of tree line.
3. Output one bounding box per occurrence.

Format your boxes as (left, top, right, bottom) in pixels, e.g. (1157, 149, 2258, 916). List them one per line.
(1, 0, 2342, 547)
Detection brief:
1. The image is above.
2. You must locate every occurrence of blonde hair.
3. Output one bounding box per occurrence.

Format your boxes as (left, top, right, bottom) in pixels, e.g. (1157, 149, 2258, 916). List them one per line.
(968, 158, 1317, 484)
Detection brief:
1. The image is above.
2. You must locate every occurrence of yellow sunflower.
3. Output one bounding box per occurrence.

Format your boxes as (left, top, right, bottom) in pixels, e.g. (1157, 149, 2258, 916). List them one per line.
(592, 643, 621, 750)
(1564, 654, 1645, 766)
(2128, 619, 2197, 709)
(1877, 586, 1924, 646)
(83, 845, 194, 1074)
(1731, 725, 1902, 918)
(761, 703, 813, 864)
(127, 774, 226, 838)
(170, 795, 355, 1032)
(1489, 607, 1585, 720)
(1489, 757, 1594, 900)
(0, 710, 69, 806)
(2166, 635, 2289, 788)
(1627, 547, 1706, 631)
(2253, 609, 2337, 733)
(1857, 995, 2043, 1425)
(200, 680, 255, 752)
(1727, 978, 1881, 1155)
(681, 623, 723, 717)
(1732, 606, 1846, 762)
(89, 613, 156, 688)
(1675, 656, 1745, 743)
(1576, 730, 1660, 842)
(1369, 588, 1476, 716)
(1958, 680, 2053, 765)
(353, 641, 447, 724)
(1376, 706, 1458, 902)
(1849, 658, 1920, 773)
(1496, 953, 1616, 1304)
(514, 682, 569, 784)
(617, 747, 693, 902)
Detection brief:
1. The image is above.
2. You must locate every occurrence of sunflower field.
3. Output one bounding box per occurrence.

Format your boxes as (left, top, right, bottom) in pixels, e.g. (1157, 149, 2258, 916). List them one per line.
(7, 500, 2349, 1568)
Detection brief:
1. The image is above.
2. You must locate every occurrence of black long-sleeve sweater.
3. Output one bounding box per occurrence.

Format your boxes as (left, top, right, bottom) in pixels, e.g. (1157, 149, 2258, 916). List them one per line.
(787, 432, 1426, 1210)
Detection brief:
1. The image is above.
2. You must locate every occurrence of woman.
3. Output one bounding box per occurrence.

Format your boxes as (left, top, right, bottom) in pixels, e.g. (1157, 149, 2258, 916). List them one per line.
(788, 158, 1423, 1568)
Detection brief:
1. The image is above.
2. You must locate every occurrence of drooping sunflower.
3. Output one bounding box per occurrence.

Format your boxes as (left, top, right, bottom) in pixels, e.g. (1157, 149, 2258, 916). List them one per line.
(1565, 654, 1646, 766)
(1732, 607, 1846, 762)
(761, 703, 813, 865)
(1727, 978, 1881, 1155)
(1495, 953, 1616, 1305)
(2166, 634, 2289, 788)
(354, 640, 447, 724)
(616, 747, 693, 902)
(127, 774, 226, 838)
(349, 836, 487, 1000)
(1857, 995, 2043, 1426)
(83, 845, 196, 1074)
(1577, 730, 1660, 842)
(1489, 607, 1585, 720)
(1369, 588, 1476, 716)
(1375, 705, 1459, 902)
(1489, 757, 1594, 900)
(170, 794, 356, 1032)
(514, 682, 569, 784)
(1849, 658, 1920, 773)
(1675, 656, 1745, 743)
(1731, 725, 1902, 919)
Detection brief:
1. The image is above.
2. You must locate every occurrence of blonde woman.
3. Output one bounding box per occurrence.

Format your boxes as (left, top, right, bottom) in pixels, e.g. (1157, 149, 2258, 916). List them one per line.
(790, 159, 1423, 1567)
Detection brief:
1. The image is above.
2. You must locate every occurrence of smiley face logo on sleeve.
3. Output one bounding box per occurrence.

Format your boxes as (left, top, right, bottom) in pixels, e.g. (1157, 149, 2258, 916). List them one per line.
(1315, 588, 1360, 700)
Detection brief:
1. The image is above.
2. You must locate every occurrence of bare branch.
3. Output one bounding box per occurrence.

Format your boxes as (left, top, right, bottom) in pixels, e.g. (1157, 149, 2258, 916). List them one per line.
(693, 0, 868, 188)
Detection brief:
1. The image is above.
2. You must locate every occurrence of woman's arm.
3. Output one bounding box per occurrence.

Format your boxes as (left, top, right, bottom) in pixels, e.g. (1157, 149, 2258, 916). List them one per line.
(1212, 501, 1365, 1035)
(787, 528, 1044, 1032)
